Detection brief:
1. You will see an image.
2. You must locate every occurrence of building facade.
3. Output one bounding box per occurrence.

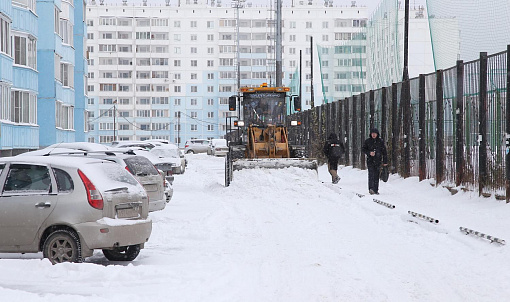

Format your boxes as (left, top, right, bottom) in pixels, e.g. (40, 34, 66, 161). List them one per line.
(85, 0, 368, 146)
(0, 0, 39, 156)
(35, 0, 88, 148)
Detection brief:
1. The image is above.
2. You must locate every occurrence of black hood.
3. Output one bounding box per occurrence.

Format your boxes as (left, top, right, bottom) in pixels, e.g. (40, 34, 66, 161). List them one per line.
(328, 133, 337, 140)
(370, 128, 380, 138)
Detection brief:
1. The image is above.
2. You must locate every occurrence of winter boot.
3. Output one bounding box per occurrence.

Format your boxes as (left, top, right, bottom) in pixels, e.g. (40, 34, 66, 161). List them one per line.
(332, 176, 340, 184)
(369, 189, 376, 195)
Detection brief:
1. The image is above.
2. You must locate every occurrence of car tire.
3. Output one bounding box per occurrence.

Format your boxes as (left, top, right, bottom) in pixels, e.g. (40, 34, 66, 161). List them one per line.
(43, 229, 82, 264)
(102, 244, 141, 261)
(186, 150, 195, 154)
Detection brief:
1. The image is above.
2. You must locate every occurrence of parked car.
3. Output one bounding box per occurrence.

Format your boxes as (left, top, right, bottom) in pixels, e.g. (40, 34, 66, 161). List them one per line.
(0, 156, 152, 264)
(111, 141, 156, 150)
(207, 139, 229, 156)
(150, 145, 186, 174)
(184, 139, 210, 154)
(120, 148, 176, 184)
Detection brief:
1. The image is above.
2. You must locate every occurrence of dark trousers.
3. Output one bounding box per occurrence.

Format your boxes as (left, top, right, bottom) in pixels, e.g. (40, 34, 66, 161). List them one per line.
(368, 165, 380, 192)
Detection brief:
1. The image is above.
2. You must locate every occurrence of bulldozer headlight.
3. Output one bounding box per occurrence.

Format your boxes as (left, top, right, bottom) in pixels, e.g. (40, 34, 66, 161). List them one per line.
(290, 120, 298, 126)
(237, 121, 245, 127)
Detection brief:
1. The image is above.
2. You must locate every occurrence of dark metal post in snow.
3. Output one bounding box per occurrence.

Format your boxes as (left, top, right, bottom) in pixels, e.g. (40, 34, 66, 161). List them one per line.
(391, 83, 399, 174)
(418, 74, 426, 181)
(339, 99, 345, 165)
(369, 90, 375, 129)
(506, 45, 510, 203)
(360, 93, 366, 170)
(455, 60, 465, 187)
(479, 52, 488, 196)
(352, 95, 358, 168)
(344, 98, 350, 165)
(436, 70, 445, 185)
(402, 79, 411, 178)
(381, 87, 388, 142)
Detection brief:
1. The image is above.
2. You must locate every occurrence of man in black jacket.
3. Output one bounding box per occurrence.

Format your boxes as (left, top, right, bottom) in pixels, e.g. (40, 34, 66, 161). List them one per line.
(362, 128, 388, 194)
(323, 133, 345, 184)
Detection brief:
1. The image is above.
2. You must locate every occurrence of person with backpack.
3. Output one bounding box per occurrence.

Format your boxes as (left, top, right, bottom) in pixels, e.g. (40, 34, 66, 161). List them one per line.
(323, 133, 345, 184)
(362, 128, 388, 195)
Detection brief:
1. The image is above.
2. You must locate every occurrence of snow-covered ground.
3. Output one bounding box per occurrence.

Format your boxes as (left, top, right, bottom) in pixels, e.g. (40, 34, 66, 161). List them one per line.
(1, 154, 509, 301)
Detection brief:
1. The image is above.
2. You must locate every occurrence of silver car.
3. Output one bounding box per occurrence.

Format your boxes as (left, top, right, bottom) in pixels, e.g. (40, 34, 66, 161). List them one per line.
(184, 139, 210, 154)
(0, 156, 152, 264)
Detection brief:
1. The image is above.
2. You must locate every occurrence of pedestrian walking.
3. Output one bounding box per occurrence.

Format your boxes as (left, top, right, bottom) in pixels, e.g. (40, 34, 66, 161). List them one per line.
(323, 133, 345, 184)
(362, 128, 388, 194)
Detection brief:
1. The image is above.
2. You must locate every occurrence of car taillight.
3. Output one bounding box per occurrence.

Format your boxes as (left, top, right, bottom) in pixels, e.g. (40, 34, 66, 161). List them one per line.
(125, 165, 133, 174)
(78, 169, 104, 210)
(185, 144, 189, 148)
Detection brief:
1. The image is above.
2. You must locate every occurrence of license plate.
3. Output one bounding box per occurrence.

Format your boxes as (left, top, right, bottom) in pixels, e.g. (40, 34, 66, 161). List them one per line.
(143, 184, 157, 192)
(116, 207, 140, 219)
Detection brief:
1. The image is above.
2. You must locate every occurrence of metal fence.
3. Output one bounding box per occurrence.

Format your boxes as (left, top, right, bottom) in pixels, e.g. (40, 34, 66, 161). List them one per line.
(290, 47, 510, 202)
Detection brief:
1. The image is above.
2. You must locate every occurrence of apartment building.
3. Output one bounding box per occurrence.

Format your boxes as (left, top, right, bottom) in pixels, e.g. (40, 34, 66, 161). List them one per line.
(37, 0, 88, 148)
(85, 0, 368, 146)
(0, 0, 39, 156)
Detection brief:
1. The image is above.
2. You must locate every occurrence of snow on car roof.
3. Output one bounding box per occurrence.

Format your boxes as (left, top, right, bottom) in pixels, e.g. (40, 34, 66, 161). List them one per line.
(47, 142, 110, 151)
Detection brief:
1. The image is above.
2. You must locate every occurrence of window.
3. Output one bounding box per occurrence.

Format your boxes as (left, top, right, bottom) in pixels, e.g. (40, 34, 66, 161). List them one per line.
(306, 22, 312, 29)
(207, 112, 214, 118)
(174, 34, 181, 41)
(54, 7, 60, 35)
(207, 60, 214, 67)
(4, 164, 51, 193)
(207, 21, 214, 28)
(207, 125, 214, 131)
(207, 34, 214, 41)
(322, 21, 329, 29)
(207, 73, 214, 80)
(191, 34, 197, 41)
(207, 86, 214, 93)
(207, 99, 214, 106)
(289, 21, 296, 29)
(10, 90, 37, 124)
(87, 33, 94, 39)
(60, 18, 73, 45)
(13, 36, 37, 69)
(174, 60, 181, 67)
(191, 99, 197, 105)
(191, 125, 197, 131)
(190, 111, 197, 118)
(191, 73, 197, 80)
(191, 86, 198, 93)
(190, 21, 197, 27)
(174, 99, 181, 106)
(60, 63, 74, 88)
(174, 21, 181, 27)
(289, 35, 296, 42)
(174, 86, 181, 93)
(191, 47, 197, 54)
(100, 84, 116, 91)
(191, 60, 197, 67)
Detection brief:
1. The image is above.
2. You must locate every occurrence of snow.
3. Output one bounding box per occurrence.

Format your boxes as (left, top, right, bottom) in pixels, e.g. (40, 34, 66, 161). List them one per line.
(1, 153, 510, 301)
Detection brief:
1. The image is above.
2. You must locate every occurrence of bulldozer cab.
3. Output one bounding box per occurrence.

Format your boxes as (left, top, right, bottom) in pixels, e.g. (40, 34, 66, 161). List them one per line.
(243, 91, 286, 127)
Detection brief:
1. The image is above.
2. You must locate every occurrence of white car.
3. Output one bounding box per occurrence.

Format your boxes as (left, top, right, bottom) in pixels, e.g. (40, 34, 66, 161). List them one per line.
(150, 145, 186, 174)
(207, 139, 229, 156)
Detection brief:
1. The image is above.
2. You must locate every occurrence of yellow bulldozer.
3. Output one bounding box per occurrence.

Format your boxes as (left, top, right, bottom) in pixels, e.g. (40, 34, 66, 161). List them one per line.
(225, 84, 317, 186)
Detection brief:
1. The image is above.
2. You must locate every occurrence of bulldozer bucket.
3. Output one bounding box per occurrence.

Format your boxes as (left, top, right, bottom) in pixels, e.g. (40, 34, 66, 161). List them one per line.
(232, 158, 318, 171)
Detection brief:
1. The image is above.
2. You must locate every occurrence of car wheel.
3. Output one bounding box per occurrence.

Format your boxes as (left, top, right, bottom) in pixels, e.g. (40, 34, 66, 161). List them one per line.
(181, 166, 185, 174)
(43, 229, 82, 264)
(186, 150, 195, 154)
(102, 244, 141, 261)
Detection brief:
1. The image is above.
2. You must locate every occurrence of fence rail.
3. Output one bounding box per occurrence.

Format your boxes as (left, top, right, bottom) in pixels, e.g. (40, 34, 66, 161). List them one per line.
(289, 46, 510, 202)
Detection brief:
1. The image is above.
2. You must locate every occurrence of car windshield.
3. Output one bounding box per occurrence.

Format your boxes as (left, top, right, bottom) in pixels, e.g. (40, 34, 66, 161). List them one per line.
(124, 157, 159, 176)
(151, 148, 180, 158)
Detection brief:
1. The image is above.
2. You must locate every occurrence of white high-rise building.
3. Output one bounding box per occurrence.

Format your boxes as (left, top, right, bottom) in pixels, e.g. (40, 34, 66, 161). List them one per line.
(85, 0, 368, 146)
